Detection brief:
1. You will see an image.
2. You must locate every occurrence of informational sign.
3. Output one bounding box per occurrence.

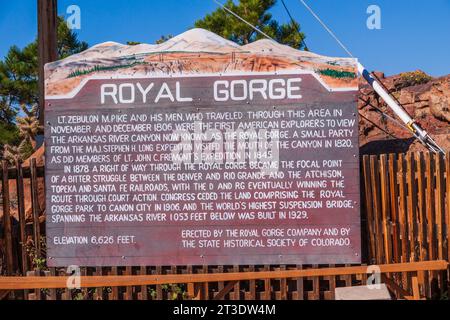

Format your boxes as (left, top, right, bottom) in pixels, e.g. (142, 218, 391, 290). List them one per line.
(45, 71, 360, 266)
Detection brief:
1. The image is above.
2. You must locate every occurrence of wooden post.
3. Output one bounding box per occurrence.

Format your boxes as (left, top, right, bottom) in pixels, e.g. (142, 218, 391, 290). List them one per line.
(362, 155, 376, 261)
(139, 266, 148, 300)
(15, 161, 28, 275)
(37, 0, 58, 125)
(435, 153, 445, 293)
(30, 158, 41, 258)
(411, 276, 421, 300)
(379, 154, 392, 264)
(1, 161, 14, 275)
(446, 152, 450, 294)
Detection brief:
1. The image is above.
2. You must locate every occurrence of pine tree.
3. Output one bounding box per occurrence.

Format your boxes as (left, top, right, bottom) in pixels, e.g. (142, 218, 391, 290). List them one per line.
(57, 16, 88, 59)
(155, 35, 173, 44)
(0, 17, 88, 110)
(0, 16, 87, 160)
(195, 0, 306, 48)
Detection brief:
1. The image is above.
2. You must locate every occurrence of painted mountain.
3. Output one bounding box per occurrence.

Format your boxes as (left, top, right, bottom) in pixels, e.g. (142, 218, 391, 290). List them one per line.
(45, 28, 358, 97)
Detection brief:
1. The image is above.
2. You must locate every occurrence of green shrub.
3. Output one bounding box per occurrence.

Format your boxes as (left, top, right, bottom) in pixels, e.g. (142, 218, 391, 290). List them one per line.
(399, 71, 432, 88)
(67, 61, 147, 78)
(317, 68, 357, 79)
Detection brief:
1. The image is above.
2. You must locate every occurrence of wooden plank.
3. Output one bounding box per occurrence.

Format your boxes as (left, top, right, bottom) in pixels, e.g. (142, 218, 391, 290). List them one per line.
(359, 264, 368, 287)
(124, 266, 132, 300)
(187, 283, 196, 300)
(397, 153, 410, 290)
(193, 266, 208, 300)
(379, 154, 392, 264)
(263, 265, 271, 300)
(295, 265, 304, 300)
(446, 152, 450, 291)
(425, 152, 437, 285)
(232, 265, 240, 300)
(0, 290, 10, 300)
(0, 261, 447, 290)
(388, 154, 401, 264)
(307, 264, 320, 300)
(213, 281, 238, 300)
(369, 156, 384, 264)
(191, 285, 204, 301)
(324, 264, 336, 300)
(388, 154, 402, 287)
(248, 265, 256, 300)
(15, 161, 28, 275)
(411, 276, 421, 300)
(434, 153, 445, 294)
(202, 265, 209, 300)
(435, 154, 445, 261)
(186, 266, 194, 300)
(343, 264, 353, 288)
(27, 292, 36, 300)
(397, 154, 408, 263)
(406, 153, 417, 262)
(157, 266, 164, 300)
(61, 269, 71, 300)
(80, 267, 87, 300)
(110, 267, 118, 300)
(216, 265, 224, 298)
(417, 268, 426, 298)
(48, 268, 57, 300)
(30, 159, 41, 259)
(27, 270, 41, 300)
(280, 265, 287, 300)
(415, 152, 428, 296)
(190, 266, 203, 300)
(95, 267, 103, 300)
(362, 156, 376, 262)
(37, 0, 58, 125)
(415, 153, 427, 261)
(1, 161, 14, 275)
(139, 266, 148, 300)
(186, 272, 196, 300)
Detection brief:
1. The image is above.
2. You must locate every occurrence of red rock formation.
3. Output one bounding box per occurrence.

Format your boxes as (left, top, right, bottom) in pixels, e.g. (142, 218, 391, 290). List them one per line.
(358, 71, 449, 154)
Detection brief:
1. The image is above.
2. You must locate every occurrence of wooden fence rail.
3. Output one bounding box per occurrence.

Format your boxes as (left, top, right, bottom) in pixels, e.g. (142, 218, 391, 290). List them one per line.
(0, 260, 447, 301)
(1, 151, 449, 300)
(1, 261, 447, 290)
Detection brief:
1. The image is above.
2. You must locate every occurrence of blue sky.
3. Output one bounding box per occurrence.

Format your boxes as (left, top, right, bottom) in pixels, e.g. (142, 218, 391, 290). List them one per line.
(0, 0, 449, 76)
